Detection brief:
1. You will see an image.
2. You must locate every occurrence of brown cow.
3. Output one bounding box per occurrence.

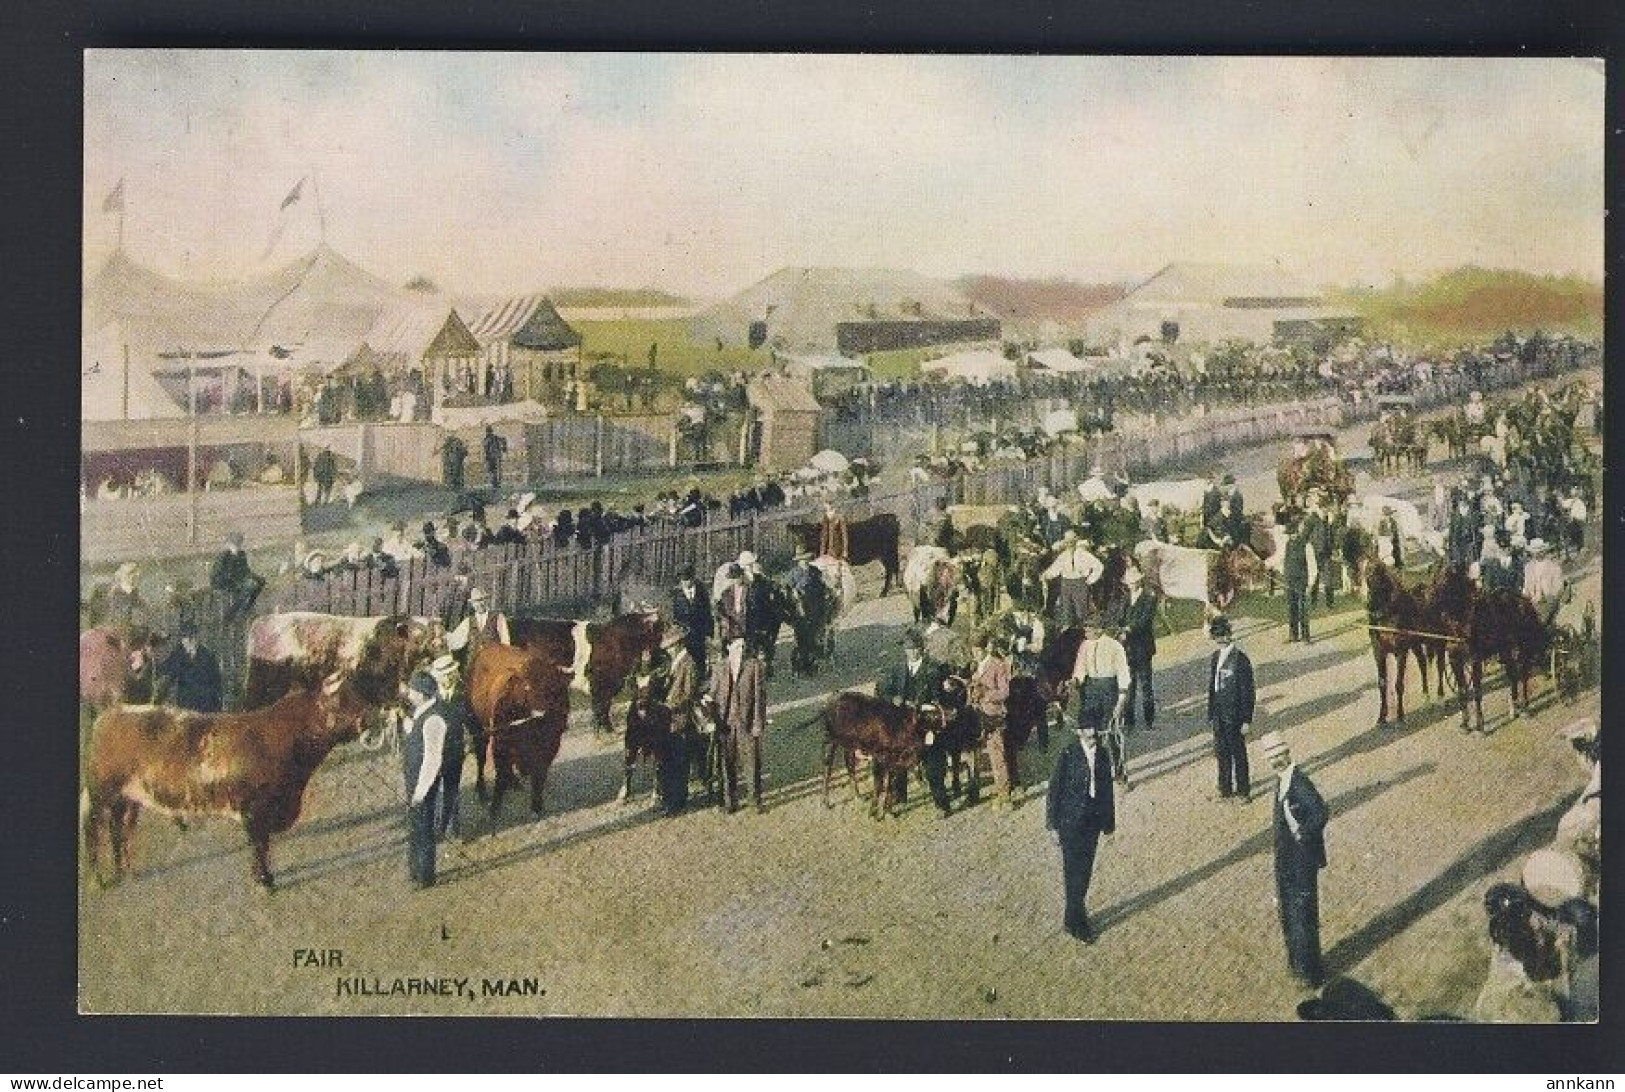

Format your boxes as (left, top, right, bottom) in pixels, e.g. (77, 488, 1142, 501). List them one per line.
(821, 690, 935, 818)
(507, 611, 663, 735)
(244, 612, 439, 709)
(789, 513, 902, 596)
(80, 627, 131, 713)
(467, 643, 570, 818)
(83, 673, 367, 891)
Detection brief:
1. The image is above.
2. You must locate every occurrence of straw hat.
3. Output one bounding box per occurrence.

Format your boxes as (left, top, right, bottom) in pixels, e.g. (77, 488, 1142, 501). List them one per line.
(1258, 730, 1290, 764)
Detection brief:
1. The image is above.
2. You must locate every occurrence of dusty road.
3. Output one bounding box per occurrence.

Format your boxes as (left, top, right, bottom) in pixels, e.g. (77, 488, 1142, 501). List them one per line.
(79, 397, 1602, 1020)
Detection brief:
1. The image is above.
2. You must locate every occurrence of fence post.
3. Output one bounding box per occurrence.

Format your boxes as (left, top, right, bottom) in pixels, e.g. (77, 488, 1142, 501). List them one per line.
(594, 414, 605, 478)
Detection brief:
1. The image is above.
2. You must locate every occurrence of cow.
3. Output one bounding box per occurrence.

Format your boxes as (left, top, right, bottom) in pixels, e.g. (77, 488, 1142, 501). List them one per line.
(1132, 540, 1267, 614)
(507, 611, 664, 736)
(244, 612, 439, 710)
(903, 545, 959, 624)
(83, 673, 367, 891)
(467, 643, 570, 818)
(820, 690, 939, 819)
(80, 627, 131, 713)
(1126, 479, 1209, 516)
(788, 513, 902, 596)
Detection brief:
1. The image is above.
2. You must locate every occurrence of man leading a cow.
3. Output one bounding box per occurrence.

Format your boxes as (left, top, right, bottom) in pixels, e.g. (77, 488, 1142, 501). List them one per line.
(877, 629, 955, 818)
(401, 669, 457, 888)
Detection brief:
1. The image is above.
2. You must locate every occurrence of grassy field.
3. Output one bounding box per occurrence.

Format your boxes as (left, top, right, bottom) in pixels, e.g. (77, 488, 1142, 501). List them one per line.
(1331, 266, 1603, 348)
(575, 318, 773, 377)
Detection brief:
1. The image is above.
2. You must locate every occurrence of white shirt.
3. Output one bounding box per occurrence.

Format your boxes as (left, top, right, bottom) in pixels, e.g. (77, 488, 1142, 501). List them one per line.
(1277, 764, 1300, 836)
(1073, 634, 1131, 687)
(1043, 544, 1104, 583)
(1215, 641, 1236, 673)
(407, 700, 447, 805)
(1522, 559, 1565, 603)
(1079, 738, 1100, 796)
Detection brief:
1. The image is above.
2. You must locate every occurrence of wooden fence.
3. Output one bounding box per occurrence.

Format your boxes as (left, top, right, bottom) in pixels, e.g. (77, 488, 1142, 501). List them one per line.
(235, 349, 1594, 629)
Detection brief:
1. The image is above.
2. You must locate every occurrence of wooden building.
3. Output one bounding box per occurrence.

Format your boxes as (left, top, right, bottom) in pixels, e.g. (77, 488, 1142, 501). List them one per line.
(745, 376, 822, 470)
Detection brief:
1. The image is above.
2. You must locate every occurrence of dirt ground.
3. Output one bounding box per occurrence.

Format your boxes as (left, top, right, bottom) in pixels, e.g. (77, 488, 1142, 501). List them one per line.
(78, 397, 1602, 1020)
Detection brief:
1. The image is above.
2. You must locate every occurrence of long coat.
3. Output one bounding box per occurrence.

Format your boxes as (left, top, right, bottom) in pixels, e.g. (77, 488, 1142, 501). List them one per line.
(709, 655, 767, 740)
(1207, 646, 1256, 728)
(1046, 739, 1116, 840)
(1274, 766, 1328, 887)
(818, 514, 850, 561)
(158, 644, 223, 713)
(671, 584, 714, 645)
(877, 656, 948, 709)
(1119, 589, 1159, 661)
(666, 648, 700, 721)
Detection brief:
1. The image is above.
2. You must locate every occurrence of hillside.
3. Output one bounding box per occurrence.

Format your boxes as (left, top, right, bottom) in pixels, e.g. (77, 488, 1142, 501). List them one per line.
(957, 275, 1127, 326)
(1332, 267, 1603, 346)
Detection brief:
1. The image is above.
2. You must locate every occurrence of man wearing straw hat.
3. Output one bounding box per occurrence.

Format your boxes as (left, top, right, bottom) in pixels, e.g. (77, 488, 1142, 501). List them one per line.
(1262, 730, 1329, 988)
(427, 653, 471, 841)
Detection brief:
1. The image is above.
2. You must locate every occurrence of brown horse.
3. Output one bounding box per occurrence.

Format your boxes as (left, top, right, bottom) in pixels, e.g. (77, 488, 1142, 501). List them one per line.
(1424, 564, 1549, 731)
(1362, 562, 1441, 726)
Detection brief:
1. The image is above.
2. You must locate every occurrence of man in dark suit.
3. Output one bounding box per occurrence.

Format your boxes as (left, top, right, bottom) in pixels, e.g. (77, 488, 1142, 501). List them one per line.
(209, 531, 265, 622)
(158, 621, 223, 713)
(877, 630, 953, 817)
(670, 565, 713, 677)
(1046, 722, 1116, 943)
(1118, 564, 1159, 730)
(1282, 522, 1316, 643)
(1262, 731, 1329, 987)
(1205, 615, 1255, 801)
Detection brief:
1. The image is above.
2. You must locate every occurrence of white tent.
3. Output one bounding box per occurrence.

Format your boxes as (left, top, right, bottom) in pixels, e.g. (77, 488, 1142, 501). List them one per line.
(81, 321, 185, 421)
(808, 449, 851, 473)
(1026, 348, 1095, 373)
(920, 349, 1017, 383)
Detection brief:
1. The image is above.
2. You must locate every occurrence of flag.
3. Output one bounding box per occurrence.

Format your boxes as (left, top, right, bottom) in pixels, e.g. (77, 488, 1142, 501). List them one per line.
(102, 178, 125, 214)
(280, 177, 305, 211)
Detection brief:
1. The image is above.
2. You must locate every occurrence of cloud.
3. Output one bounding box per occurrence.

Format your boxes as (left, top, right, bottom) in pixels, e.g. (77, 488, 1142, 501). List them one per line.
(84, 53, 1604, 296)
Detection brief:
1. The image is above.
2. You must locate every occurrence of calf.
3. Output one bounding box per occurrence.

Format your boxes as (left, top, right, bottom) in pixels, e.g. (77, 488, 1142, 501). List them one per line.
(620, 691, 676, 804)
(821, 691, 933, 819)
(83, 673, 366, 891)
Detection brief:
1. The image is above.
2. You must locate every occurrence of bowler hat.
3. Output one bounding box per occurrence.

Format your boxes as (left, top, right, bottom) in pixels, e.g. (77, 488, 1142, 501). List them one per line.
(407, 670, 439, 698)
(1208, 615, 1233, 638)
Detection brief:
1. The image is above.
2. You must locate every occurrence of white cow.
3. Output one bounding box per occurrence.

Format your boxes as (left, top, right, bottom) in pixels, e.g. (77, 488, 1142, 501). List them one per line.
(1132, 540, 1215, 608)
(1127, 478, 1209, 515)
(903, 545, 958, 622)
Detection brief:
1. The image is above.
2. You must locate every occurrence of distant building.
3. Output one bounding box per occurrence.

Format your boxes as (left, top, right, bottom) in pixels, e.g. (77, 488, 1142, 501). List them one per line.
(1084, 262, 1361, 347)
(745, 376, 822, 471)
(506, 299, 585, 404)
(693, 267, 1000, 356)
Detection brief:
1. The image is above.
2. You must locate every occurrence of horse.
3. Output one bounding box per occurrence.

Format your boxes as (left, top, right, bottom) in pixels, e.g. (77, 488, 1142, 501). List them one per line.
(1361, 561, 1442, 727)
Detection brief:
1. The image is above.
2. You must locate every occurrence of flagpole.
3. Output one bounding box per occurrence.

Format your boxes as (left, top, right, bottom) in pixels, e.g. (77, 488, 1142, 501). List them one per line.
(312, 169, 327, 247)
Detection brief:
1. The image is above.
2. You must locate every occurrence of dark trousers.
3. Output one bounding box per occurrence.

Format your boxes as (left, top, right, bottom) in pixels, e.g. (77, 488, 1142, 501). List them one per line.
(1313, 552, 1334, 607)
(1078, 678, 1118, 730)
(407, 784, 440, 886)
(1124, 655, 1155, 727)
(1286, 587, 1311, 641)
(486, 461, 501, 490)
(658, 734, 690, 815)
(1212, 720, 1249, 797)
(1060, 828, 1102, 933)
(222, 574, 266, 622)
(1052, 578, 1091, 629)
(1277, 876, 1324, 984)
(720, 730, 763, 809)
(436, 760, 462, 838)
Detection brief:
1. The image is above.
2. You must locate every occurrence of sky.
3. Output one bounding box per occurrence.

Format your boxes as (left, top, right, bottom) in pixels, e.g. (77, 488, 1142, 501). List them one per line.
(84, 52, 1605, 298)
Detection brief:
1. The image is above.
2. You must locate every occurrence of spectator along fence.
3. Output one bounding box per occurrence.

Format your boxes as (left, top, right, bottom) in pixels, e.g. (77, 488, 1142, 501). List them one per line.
(164, 346, 1590, 708)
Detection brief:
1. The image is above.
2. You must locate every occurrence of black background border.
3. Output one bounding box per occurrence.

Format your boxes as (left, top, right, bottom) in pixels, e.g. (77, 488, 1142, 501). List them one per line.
(2, 0, 1621, 1073)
